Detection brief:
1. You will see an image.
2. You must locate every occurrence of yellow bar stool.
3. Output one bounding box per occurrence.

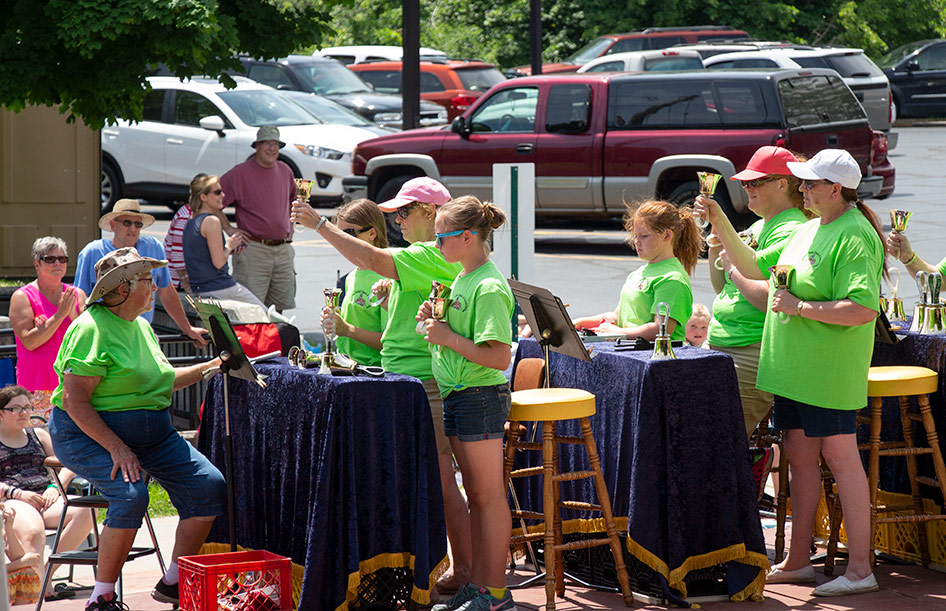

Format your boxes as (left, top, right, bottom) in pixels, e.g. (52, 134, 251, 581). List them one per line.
(825, 365, 946, 572)
(502, 387, 633, 610)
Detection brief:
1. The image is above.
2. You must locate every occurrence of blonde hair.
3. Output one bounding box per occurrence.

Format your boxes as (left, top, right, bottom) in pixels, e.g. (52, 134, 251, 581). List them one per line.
(689, 303, 711, 323)
(335, 199, 387, 248)
(189, 174, 220, 214)
(436, 195, 506, 243)
(624, 200, 704, 274)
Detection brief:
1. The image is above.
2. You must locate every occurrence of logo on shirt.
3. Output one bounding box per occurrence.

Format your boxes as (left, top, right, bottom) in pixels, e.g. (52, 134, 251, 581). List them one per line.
(807, 251, 822, 268)
(352, 290, 371, 307)
(451, 296, 468, 313)
(635, 278, 651, 292)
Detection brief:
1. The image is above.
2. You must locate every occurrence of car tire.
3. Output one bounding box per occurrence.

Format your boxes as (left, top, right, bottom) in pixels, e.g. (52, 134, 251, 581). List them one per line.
(101, 161, 123, 214)
(376, 174, 421, 247)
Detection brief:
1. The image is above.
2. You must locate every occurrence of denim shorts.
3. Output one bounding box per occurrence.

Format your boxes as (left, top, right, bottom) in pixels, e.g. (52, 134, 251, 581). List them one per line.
(443, 384, 511, 442)
(49, 407, 226, 529)
(772, 395, 859, 438)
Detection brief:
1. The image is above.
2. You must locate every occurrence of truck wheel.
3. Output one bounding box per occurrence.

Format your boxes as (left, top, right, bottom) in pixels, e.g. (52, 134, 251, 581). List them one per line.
(376, 174, 421, 247)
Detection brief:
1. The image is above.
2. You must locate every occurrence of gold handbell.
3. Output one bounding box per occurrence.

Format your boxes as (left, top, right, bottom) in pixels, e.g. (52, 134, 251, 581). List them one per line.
(921, 305, 946, 335)
(879, 294, 888, 314)
(887, 297, 907, 322)
(651, 302, 676, 361)
(697, 171, 722, 195)
(889, 209, 912, 233)
(295, 178, 314, 202)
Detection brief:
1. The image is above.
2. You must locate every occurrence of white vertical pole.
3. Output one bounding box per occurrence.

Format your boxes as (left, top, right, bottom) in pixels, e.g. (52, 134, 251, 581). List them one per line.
(492, 163, 535, 283)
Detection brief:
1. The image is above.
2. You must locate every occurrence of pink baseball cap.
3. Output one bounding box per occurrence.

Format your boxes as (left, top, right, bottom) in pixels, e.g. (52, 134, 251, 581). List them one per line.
(730, 146, 798, 181)
(378, 177, 452, 211)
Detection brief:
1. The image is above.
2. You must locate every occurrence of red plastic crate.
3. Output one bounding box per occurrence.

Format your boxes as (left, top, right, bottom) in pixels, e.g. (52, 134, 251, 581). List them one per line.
(179, 550, 292, 611)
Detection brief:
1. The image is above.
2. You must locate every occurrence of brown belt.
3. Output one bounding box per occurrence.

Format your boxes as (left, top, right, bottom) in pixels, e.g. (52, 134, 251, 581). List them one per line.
(247, 236, 291, 246)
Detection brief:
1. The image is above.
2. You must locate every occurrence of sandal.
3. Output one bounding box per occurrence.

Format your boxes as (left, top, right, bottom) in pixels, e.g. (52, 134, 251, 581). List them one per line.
(45, 586, 77, 601)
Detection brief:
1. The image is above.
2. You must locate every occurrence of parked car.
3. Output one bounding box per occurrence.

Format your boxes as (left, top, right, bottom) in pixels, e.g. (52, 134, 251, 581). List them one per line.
(509, 26, 749, 76)
(577, 49, 704, 73)
(279, 90, 397, 137)
(703, 46, 896, 145)
(100, 76, 378, 212)
(349, 59, 506, 120)
(317, 45, 447, 65)
(877, 39, 946, 118)
(343, 69, 894, 239)
(670, 40, 806, 59)
(235, 55, 448, 130)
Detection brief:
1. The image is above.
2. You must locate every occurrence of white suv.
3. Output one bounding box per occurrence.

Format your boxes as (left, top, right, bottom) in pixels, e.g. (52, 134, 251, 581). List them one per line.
(702, 47, 896, 144)
(100, 76, 378, 212)
(577, 49, 704, 73)
(316, 45, 447, 65)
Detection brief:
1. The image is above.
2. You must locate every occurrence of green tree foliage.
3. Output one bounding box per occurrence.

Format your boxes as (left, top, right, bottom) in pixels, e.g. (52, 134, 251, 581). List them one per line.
(0, 0, 337, 128)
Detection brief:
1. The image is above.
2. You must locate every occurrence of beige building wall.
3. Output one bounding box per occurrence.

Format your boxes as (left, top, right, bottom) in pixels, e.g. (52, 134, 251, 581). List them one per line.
(0, 105, 99, 276)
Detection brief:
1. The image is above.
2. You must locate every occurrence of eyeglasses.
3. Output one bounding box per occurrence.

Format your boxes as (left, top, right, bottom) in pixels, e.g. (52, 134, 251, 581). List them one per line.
(208, 189, 223, 195)
(135, 275, 154, 285)
(342, 226, 373, 237)
(435, 229, 477, 247)
(40, 255, 69, 264)
(1, 405, 32, 415)
(741, 176, 780, 189)
(395, 203, 421, 219)
(802, 179, 833, 189)
(119, 219, 145, 228)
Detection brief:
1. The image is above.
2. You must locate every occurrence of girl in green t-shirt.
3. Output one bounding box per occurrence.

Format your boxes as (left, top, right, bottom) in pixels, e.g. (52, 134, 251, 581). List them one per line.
(416, 196, 517, 611)
(572, 199, 702, 341)
(320, 199, 389, 367)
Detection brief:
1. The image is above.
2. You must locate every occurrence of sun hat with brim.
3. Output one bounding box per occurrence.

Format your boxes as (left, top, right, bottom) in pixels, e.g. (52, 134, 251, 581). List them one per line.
(786, 148, 861, 190)
(731, 146, 799, 181)
(98, 199, 156, 231)
(378, 177, 452, 212)
(252, 125, 286, 149)
(86, 247, 167, 306)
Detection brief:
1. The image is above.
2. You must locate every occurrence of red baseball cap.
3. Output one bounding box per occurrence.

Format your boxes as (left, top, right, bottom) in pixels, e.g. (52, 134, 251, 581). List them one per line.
(378, 177, 452, 211)
(730, 146, 798, 181)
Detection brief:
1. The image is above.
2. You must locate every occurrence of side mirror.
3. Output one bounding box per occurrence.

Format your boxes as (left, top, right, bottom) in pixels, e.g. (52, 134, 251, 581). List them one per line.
(905, 60, 920, 73)
(451, 116, 470, 137)
(199, 115, 226, 133)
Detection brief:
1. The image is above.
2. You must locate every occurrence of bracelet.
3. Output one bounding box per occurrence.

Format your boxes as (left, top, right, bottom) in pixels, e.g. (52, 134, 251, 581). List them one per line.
(314, 216, 327, 232)
(796, 300, 806, 317)
(46, 483, 58, 490)
(903, 252, 918, 266)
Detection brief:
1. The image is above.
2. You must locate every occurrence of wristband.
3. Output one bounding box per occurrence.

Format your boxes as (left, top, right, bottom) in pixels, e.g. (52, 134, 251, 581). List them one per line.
(903, 252, 918, 266)
(46, 483, 58, 490)
(314, 216, 327, 232)
(796, 300, 806, 317)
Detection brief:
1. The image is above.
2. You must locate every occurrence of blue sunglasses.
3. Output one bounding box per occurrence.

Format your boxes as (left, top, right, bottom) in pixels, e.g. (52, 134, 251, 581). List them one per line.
(435, 229, 477, 247)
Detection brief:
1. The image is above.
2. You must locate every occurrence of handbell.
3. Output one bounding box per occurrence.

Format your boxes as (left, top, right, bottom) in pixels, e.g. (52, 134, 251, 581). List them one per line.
(889, 209, 912, 233)
(921, 303, 946, 335)
(768, 264, 795, 324)
(651, 302, 676, 361)
(887, 297, 907, 322)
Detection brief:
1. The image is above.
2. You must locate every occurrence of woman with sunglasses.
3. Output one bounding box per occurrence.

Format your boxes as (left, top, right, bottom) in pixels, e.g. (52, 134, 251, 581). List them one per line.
(705, 149, 886, 597)
(320, 199, 389, 367)
(9, 237, 87, 420)
(693, 147, 810, 438)
(292, 177, 475, 597)
(182, 175, 266, 316)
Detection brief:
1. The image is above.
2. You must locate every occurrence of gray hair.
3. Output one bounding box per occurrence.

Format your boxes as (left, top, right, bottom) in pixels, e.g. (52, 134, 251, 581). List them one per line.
(31, 236, 68, 261)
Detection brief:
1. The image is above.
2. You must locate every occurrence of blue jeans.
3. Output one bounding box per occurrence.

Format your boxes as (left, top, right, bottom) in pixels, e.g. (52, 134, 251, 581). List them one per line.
(443, 384, 510, 442)
(49, 407, 226, 529)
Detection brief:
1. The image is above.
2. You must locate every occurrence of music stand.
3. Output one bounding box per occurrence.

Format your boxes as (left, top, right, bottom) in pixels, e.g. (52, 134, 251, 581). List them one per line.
(188, 297, 266, 552)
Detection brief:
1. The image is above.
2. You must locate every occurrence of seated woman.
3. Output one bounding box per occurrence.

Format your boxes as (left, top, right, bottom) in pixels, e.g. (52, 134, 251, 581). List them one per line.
(322, 198, 389, 367)
(182, 174, 266, 317)
(10, 237, 87, 420)
(0, 385, 93, 601)
(572, 200, 703, 341)
(49, 247, 227, 611)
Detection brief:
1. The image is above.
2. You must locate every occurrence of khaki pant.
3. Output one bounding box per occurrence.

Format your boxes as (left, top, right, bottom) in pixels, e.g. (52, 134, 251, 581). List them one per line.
(422, 378, 453, 456)
(232, 241, 296, 311)
(710, 342, 774, 438)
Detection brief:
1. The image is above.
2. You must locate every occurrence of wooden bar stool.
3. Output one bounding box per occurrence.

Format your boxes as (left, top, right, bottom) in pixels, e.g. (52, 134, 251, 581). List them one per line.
(825, 365, 946, 570)
(503, 387, 633, 610)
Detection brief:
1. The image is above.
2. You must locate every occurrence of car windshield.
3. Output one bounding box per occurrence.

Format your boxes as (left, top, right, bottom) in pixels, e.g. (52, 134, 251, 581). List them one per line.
(456, 67, 506, 92)
(284, 92, 375, 126)
(643, 56, 704, 71)
(292, 61, 373, 95)
(216, 89, 319, 127)
(565, 37, 615, 64)
(821, 53, 884, 78)
(877, 41, 933, 68)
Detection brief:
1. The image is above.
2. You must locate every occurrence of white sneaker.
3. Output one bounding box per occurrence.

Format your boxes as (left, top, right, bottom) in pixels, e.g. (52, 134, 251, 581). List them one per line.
(813, 573, 879, 597)
(765, 564, 816, 584)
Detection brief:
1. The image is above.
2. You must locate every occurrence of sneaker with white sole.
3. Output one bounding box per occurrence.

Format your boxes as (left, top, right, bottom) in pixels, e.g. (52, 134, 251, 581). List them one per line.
(455, 586, 517, 611)
(765, 564, 816, 584)
(432, 583, 476, 611)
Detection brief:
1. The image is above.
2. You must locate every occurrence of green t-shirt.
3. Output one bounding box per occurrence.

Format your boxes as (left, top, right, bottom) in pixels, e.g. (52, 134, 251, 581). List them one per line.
(616, 257, 692, 341)
(757, 209, 883, 410)
(937, 256, 946, 276)
(336, 268, 388, 367)
(50, 305, 175, 412)
(430, 261, 514, 398)
(708, 208, 808, 347)
(381, 242, 463, 380)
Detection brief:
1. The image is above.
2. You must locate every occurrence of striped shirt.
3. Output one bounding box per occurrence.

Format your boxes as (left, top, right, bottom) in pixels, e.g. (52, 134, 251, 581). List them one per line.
(164, 204, 192, 289)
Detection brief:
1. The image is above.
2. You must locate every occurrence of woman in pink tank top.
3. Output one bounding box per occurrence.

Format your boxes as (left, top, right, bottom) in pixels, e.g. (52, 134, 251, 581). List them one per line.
(9, 237, 87, 420)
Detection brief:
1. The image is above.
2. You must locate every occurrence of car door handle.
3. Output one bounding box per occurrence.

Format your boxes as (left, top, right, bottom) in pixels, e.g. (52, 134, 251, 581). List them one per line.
(825, 134, 839, 146)
(102, 129, 120, 137)
(167, 138, 184, 145)
(516, 143, 533, 154)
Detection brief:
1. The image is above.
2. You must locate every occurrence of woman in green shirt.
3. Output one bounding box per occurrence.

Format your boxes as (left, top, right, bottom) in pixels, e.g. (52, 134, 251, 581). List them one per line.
(885, 229, 946, 277)
(573, 199, 702, 341)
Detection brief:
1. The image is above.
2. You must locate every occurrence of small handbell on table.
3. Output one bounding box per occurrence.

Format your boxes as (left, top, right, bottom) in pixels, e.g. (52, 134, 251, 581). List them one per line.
(651, 302, 675, 360)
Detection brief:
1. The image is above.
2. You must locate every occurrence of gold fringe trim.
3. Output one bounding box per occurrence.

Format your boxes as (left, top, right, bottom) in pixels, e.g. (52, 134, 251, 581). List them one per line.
(334, 552, 450, 611)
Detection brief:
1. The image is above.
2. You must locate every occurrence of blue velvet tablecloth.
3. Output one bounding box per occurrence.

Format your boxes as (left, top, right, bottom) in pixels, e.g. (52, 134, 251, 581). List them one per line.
(197, 360, 448, 610)
(513, 340, 768, 602)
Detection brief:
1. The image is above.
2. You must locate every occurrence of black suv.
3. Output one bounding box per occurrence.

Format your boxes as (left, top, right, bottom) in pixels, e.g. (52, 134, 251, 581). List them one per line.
(236, 55, 449, 129)
(878, 39, 946, 118)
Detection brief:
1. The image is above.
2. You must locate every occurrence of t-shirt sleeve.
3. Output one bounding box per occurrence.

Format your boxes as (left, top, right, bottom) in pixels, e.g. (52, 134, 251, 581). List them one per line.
(74, 248, 96, 295)
(220, 168, 238, 208)
(651, 275, 693, 328)
(471, 282, 513, 346)
(832, 233, 882, 311)
(392, 243, 459, 293)
(55, 320, 109, 379)
(142, 238, 172, 288)
(756, 241, 788, 277)
(937, 257, 946, 277)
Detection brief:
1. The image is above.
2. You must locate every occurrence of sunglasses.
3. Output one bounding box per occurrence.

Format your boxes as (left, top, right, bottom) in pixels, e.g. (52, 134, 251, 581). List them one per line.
(342, 226, 373, 237)
(395, 203, 421, 219)
(802, 179, 833, 189)
(208, 188, 223, 195)
(741, 176, 780, 189)
(1, 405, 32, 415)
(119, 219, 145, 228)
(40, 255, 69, 264)
(435, 229, 477, 247)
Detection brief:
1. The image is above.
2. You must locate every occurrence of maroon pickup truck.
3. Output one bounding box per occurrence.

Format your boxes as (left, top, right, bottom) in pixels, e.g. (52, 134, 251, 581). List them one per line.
(343, 68, 894, 232)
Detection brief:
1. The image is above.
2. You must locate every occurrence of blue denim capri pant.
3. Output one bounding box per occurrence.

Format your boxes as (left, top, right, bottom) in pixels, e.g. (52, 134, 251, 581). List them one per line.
(49, 407, 226, 529)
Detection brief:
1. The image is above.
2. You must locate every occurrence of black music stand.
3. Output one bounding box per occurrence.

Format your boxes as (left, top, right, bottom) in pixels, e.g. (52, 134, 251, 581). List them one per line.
(188, 297, 266, 552)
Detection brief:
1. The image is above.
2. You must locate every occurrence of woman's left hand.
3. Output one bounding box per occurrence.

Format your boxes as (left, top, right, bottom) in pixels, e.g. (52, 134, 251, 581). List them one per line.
(771, 289, 800, 316)
(42, 486, 60, 510)
(422, 319, 451, 346)
(594, 321, 622, 334)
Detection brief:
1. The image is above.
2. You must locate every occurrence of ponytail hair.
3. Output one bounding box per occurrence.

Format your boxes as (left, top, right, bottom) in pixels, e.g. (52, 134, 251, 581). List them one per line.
(437, 195, 506, 243)
(624, 200, 705, 275)
(841, 187, 889, 281)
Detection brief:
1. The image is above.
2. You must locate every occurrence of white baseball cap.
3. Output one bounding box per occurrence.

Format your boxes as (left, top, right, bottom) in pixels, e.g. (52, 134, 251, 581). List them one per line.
(786, 149, 861, 190)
